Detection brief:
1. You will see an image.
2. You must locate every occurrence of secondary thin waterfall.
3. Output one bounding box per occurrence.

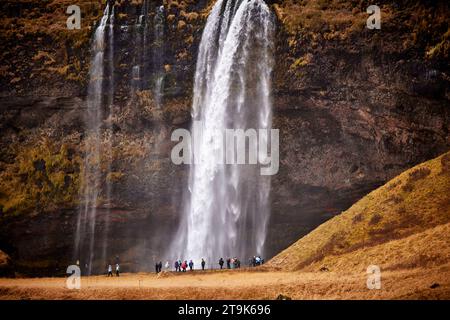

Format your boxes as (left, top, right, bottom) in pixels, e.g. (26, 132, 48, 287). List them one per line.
(170, 0, 274, 267)
(101, 4, 115, 266)
(74, 3, 114, 275)
(131, 0, 149, 93)
(153, 5, 165, 108)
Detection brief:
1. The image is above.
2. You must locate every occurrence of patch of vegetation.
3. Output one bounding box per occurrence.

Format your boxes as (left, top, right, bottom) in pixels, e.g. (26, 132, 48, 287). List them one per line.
(0, 136, 81, 217)
(275, 0, 368, 36)
(276, 0, 448, 64)
(269, 151, 450, 271)
(0, 0, 104, 89)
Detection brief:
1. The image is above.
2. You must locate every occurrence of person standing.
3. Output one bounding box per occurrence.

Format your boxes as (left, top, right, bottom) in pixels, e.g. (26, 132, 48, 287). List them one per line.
(115, 263, 120, 277)
(174, 260, 179, 272)
(158, 261, 163, 273)
(155, 262, 160, 273)
(107, 264, 113, 277)
(188, 260, 194, 271)
(219, 258, 224, 269)
(165, 261, 170, 270)
(226, 258, 231, 269)
(201, 258, 206, 270)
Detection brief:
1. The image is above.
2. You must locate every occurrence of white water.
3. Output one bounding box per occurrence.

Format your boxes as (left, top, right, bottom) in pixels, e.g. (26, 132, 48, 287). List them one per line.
(153, 5, 165, 108)
(131, 0, 150, 93)
(170, 0, 274, 267)
(74, 3, 113, 275)
(101, 4, 115, 266)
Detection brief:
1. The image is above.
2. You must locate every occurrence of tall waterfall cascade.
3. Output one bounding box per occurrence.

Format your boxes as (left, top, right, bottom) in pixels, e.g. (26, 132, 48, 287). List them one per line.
(74, 1, 168, 274)
(74, 3, 115, 275)
(170, 0, 275, 267)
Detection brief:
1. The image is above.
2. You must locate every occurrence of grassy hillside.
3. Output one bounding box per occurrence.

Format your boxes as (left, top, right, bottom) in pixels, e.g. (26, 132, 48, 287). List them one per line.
(268, 151, 450, 271)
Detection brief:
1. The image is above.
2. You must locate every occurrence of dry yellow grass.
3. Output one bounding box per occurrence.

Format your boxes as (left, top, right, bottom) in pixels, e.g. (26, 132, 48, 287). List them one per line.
(269, 151, 450, 271)
(304, 222, 450, 273)
(0, 266, 449, 300)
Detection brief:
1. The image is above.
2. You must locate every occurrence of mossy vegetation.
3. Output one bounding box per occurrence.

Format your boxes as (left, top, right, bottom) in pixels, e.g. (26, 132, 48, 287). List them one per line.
(276, 0, 449, 61)
(0, 136, 81, 217)
(0, 0, 104, 90)
(276, 0, 368, 35)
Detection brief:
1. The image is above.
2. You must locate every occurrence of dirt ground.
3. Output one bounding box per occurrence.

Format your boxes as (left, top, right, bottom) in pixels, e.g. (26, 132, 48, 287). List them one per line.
(0, 265, 449, 300)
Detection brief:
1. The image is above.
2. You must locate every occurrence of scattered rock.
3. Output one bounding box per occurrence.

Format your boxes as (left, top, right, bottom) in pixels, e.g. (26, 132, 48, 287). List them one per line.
(320, 266, 329, 272)
(276, 294, 292, 300)
(430, 283, 440, 289)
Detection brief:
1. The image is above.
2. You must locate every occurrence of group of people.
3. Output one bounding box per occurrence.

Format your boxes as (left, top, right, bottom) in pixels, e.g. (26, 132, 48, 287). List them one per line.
(173, 258, 206, 272)
(218, 257, 241, 269)
(250, 255, 264, 267)
(102, 254, 264, 276)
(155, 261, 164, 273)
(107, 263, 120, 277)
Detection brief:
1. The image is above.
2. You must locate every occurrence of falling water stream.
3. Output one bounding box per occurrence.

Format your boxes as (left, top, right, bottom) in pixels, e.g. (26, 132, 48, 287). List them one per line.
(170, 0, 275, 267)
(74, 3, 114, 275)
(101, 4, 115, 267)
(153, 5, 165, 108)
(74, 0, 274, 272)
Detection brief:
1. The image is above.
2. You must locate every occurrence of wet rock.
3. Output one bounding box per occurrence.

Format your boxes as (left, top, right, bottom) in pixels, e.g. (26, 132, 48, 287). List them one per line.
(430, 283, 440, 289)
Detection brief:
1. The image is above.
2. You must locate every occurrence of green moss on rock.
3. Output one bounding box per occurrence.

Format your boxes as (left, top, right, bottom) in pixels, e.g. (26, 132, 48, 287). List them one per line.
(0, 137, 81, 217)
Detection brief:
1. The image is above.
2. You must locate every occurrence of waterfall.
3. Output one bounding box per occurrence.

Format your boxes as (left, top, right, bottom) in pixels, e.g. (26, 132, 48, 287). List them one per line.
(129, 1, 165, 106)
(170, 0, 274, 267)
(153, 5, 165, 108)
(74, 3, 114, 275)
(101, 4, 115, 267)
(108, 6, 115, 106)
(131, 0, 149, 93)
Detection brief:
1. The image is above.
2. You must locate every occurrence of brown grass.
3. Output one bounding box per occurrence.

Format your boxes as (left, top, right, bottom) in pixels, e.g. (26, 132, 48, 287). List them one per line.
(303, 222, 450, 273)
(0, 266, 449, 300)
(268, 151, 450, 271)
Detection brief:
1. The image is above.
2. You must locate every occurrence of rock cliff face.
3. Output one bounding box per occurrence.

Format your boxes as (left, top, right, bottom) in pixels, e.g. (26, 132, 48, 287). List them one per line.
(0, 0, 448, 274)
